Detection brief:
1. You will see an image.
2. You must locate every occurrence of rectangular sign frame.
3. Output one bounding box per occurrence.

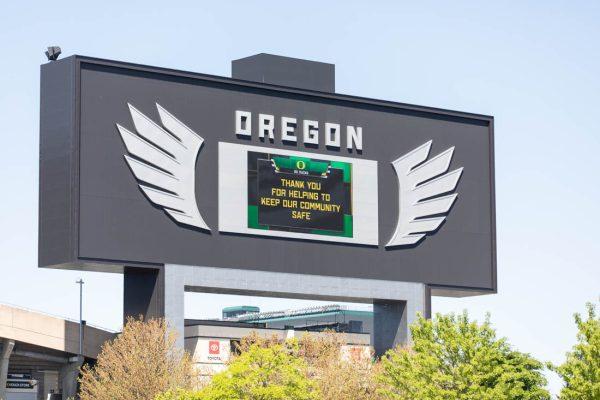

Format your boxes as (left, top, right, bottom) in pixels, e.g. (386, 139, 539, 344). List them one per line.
(39, 55, 496, 297)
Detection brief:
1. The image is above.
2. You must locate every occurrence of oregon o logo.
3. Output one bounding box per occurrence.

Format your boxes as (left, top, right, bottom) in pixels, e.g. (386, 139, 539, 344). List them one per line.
(296, 160, 306, 170)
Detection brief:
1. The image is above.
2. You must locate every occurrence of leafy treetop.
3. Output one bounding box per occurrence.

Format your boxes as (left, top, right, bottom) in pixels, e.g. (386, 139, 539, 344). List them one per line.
(377, 312, 551, 400)
(550, 302, 600, 400)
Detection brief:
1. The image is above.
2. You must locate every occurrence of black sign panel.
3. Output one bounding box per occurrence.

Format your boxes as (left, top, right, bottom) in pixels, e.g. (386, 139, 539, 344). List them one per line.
(257, 161, 345, 231)
(247, 151, 352, 235)
(38, 56, 496, 295)
(7, 380, 35, 389)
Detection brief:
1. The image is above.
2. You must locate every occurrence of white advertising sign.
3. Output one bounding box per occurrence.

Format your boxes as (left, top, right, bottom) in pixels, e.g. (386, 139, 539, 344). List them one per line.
(340, 345, 372, 363)
(192, 339, 231, 364)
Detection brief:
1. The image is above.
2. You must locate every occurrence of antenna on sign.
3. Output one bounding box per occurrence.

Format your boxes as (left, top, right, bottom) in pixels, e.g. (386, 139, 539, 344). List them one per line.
(76, 278, 84, 359)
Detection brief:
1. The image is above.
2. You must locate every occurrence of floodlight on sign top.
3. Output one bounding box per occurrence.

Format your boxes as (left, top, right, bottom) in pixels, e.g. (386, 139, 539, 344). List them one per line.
(45, 46, 61, 61)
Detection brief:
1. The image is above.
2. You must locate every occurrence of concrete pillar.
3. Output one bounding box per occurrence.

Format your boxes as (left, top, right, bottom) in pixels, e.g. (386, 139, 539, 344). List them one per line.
(123, 266, 185, 349)
(424, 285, 432, 319)
(123, 267, 165, 324)
(373, 300, 407, 357)
(164, 266, 185, 350)
(42, 370, 59, 400)
(0, 339, 15, 400)
(60, 358, 82, 400)
(372, 283, 427, 357)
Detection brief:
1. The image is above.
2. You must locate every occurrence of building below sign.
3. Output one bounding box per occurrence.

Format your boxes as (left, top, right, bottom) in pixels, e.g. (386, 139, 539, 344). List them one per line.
(185, 304, 372, 376)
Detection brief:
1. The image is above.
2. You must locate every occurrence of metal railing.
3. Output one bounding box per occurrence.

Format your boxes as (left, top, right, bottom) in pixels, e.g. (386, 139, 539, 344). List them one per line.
(233, 304, 347, 322)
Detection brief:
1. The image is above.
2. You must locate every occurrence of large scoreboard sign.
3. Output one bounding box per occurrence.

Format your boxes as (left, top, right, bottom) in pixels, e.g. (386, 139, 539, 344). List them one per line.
(39, 56, 496, 295)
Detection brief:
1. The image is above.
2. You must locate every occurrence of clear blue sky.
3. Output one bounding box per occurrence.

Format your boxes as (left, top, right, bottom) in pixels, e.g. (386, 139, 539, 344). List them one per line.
(1, 1, 598, 396)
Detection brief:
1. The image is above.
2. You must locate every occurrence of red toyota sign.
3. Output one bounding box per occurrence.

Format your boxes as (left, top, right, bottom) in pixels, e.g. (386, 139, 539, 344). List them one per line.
(208, 340, 220, 355)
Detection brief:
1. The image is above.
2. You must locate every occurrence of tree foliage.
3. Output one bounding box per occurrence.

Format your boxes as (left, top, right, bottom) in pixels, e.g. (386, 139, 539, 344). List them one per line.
(197, 339, 318, 400)
(155, 389, 200, 400)
(299, 332, 381, 400)
(377, 312, 550, 400)
(550, 302, 600, 400)
(80, 317, 196, 400)
(156, 332, 380, 400)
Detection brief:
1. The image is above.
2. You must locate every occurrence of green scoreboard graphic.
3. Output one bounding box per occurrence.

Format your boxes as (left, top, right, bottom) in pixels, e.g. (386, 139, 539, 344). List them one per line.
(247, 151, 353, 237)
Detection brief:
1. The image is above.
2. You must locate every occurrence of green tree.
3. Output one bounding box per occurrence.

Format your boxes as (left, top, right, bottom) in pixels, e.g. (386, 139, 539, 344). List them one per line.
(550, 302, 600, 400)
(377, 312, 550, 400)
(155, 389, 200, 400)
(198, 339, 318, 400)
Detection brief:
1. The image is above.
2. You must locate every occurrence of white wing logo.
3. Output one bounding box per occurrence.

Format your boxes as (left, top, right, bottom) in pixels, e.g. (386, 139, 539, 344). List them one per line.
(386, 140, 463, 247)
(116, 103, 211, 231)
